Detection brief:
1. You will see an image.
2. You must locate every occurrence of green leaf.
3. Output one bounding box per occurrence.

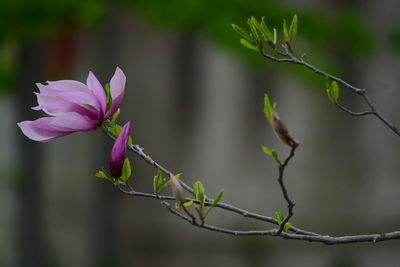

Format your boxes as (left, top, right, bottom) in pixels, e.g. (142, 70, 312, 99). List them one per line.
(95, 170, 114, 183)
(275, 211, 284, 224)
(231, 24, 254, 42)
(119, 158, 131, 184)
(205, 188, 224, 218)
(261, 146, 281, 164)
(104, 83, 112, 111)
(110, 108, 120, 124)
(193, 181, 206, 211)
(153, 170, 164, 194)
(95, 170, 109, 180)
(182, 200, 194, 208)
(283, 19, 290, 42)
(273, 28, 277, 45)
(326, 80, 340, 103)
(262, 145, 273, 156)
(259, 17, 274, 42)
(247, 17, 260, 40)
(283, 222, 292, 232)
(240, 38, 259, 51)
(289, 14, 298, 42)
(264, 94, 273, 123)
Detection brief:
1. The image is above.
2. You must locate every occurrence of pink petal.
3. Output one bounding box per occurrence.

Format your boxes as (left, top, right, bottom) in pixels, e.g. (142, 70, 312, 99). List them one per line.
(50, 112, 100, 131)
(105, 67, 126, 119)
(56, 90, 101, 111)
(17, 118, 74, 142)
(35, 91, 59, 106)
(32, 101, 100, 120)
(109, 122, 131, 177)
(46, 80, 88, 92)
(87, 72, 107, 114)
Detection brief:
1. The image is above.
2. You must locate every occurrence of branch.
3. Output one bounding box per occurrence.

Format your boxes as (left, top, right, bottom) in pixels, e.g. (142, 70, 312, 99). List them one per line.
(259, 47, 400, 136)
(106, 130, 400, 244)
(276, 142, 298, 235)
(160, 192, 400, 245)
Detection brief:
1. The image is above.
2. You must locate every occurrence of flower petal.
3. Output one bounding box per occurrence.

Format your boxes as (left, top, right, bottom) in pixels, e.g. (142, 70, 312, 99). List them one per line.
(32, 101, 100, 119)
(17, 118, 74, 142)
(109, 121, 131, 177)
(87, 72, 107, 114)
(106, 67, 126, 119)
(56, 90, 101, 111)
(46, 80, 88, 92)
(50, 112, 100, 131)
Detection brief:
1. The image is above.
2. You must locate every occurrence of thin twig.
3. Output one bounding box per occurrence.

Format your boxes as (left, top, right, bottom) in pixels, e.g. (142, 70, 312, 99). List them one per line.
(335, 102, 374, 116)
(259, 47, 400, 136)
(276, 142, 298, 235)
(116, 184, 316, 236)
(162, 199, 400, 244)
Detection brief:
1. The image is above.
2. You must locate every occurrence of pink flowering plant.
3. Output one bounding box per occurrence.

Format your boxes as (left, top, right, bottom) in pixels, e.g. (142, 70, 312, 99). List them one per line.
(18, 67, 125, 142)
(17, 15, 400, 245)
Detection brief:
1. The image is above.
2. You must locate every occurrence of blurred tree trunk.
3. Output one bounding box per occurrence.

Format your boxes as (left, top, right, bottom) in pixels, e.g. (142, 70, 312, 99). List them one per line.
(15, 41, 54, 267)
(88, 5, 121, 267)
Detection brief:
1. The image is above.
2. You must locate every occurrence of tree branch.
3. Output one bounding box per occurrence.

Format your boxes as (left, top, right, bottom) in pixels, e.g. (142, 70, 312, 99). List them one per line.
(259, 47, 400, 136)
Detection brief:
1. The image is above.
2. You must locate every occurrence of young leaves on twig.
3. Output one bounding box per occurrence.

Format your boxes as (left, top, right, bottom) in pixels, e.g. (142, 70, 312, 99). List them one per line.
(192, 181, 224, 221)
(204, 189, 224, 218)
(233, 16, 277, 51)
(283, 14, 298, 50)
(119, 158, 132, 184)
(262, 145, 281, 164)
(153, 170, 182, 195)
(275, 211, 292, 232)
(326, 78, 340, 103)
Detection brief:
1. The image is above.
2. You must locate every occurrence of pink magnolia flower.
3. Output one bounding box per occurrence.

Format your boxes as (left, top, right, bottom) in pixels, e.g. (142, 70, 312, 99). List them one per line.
(109, 122, 131, 178)
(17, 67, 126, 142)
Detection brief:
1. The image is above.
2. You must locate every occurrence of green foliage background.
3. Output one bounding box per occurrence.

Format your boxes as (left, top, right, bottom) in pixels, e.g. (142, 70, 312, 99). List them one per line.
(0, 0, 376, 92)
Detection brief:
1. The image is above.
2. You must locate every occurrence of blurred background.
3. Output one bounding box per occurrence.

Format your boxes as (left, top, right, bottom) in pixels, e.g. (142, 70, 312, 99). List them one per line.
(1, 0, 400, 266)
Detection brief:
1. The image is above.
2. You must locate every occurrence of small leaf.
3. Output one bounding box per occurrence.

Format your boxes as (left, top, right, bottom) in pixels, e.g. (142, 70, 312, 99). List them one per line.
(283, 222, 292, 232)
(289, 14, 298, 42)
(205, 189, 224, 218)
(110, 108, 120, 124)
(231, 24, 254, 42)
(119, 158, 131, 184)
(283, 19, 290, 42)
(327, 80, 340, 103)
(261, 146, 281, 164)
(273, 28, 277, 44)
(193, 181, 206, 211)
(95, 170, 114, 183)
(259, 17, 274, 42)
(182, 200, 194, 208)
(247, 17, 260, 40)
(262, 145, 273, 156)
(240, 38, 259, 51)
(95, 170, 109, 180)
(153, 170, 164, 194)
(264, 94, 273, 123)
(275, 211, 284, 224)
(104, 83, 112, 111)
